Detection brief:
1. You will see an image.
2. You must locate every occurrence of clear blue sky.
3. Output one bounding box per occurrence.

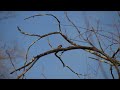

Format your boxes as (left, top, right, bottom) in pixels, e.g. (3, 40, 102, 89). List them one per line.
(0, 11, 119, 79)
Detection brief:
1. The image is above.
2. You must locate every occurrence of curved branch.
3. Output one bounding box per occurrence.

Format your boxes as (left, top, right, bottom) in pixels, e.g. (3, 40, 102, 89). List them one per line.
(17, 26, 60, 38)
(11, 45, 105, 76)
(24, 13, 62, 32)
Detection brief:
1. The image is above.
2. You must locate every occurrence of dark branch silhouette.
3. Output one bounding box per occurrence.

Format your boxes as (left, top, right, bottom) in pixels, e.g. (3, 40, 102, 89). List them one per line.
(10, 12, 120, 79)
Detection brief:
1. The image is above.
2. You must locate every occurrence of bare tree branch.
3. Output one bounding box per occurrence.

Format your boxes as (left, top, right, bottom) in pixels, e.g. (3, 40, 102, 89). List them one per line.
(13, 12, 120, 79)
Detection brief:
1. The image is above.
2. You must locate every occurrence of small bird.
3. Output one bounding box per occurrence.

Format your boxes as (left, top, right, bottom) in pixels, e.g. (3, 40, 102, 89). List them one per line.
(57, 45, 62, 48)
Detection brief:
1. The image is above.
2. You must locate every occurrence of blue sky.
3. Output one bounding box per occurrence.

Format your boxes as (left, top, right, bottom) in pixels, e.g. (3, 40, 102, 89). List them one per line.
(0, 11, 119, 79)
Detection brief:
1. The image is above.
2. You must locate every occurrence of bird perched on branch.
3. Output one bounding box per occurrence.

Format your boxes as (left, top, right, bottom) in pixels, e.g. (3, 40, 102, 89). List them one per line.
(57, 45, 62, 48)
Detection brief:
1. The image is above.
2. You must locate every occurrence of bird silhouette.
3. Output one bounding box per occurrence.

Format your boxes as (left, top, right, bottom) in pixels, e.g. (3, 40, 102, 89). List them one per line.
(57, 45, 62, 48)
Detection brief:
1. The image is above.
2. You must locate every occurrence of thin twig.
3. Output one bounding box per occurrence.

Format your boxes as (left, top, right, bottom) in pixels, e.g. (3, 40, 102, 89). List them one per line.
(110, 65, 115, 79)
(24, 38, 41, 67)
(6, 50, 18, 77)
(47, 37, 54, 49)
(64, 11, 81, 35)
(112, 48, 120, 58)
(89, 57, 113, 65)
(55, 51, 88, 78)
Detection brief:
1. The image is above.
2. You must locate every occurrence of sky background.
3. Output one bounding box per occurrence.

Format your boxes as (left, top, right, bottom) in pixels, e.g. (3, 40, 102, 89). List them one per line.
(0, 11, 119, 79)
